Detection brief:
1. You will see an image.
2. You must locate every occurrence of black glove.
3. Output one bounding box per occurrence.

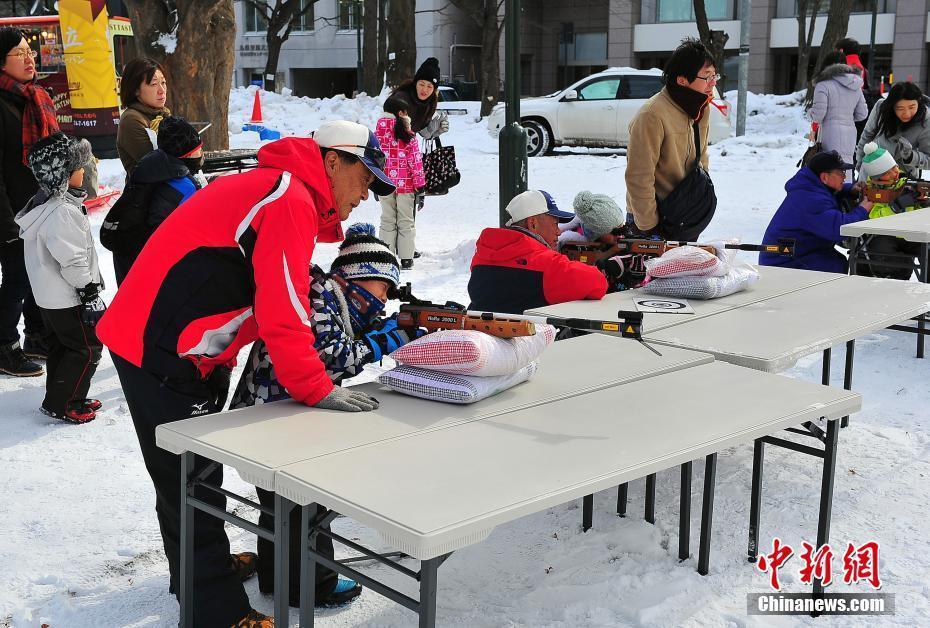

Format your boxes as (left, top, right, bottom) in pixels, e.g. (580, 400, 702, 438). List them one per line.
(414, 189, 425, 212)
(76, 282, 106, 327)
(892, 191, 917, 214)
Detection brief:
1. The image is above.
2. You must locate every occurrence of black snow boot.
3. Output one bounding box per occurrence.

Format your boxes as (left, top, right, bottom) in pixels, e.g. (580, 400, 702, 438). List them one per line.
(23, 334, 49, 360)
(0, 341, 44, 377)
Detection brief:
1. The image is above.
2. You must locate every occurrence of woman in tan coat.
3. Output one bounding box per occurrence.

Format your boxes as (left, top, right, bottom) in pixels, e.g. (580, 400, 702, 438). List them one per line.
(116, 58, 169, 178)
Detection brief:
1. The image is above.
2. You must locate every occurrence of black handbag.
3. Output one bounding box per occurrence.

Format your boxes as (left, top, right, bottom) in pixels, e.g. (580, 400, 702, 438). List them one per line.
(656, 122, 717, 241)
(422, 137, 461, 195)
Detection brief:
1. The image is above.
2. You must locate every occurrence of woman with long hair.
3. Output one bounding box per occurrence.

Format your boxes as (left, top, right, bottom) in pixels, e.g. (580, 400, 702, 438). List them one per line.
(809, 50, 868, 181)
(856, 81, 930, 178)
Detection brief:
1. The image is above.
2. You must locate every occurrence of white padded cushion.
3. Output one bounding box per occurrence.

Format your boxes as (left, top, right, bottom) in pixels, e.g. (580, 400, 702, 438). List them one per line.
(391, 325, 556, 376)
(644, 265, 760, 300)
(644, 246, 721, 278)
(377, 362, 538, 404)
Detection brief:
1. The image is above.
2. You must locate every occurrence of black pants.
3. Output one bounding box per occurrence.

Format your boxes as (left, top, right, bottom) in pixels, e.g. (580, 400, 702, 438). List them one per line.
(113, 250, 136, 287)
(255, 488, 338, 607)
(112, 354, 250, 628)
(856, 235, 920, 280)
(39, 306, 102, 413)
(0, 239, 43, 345)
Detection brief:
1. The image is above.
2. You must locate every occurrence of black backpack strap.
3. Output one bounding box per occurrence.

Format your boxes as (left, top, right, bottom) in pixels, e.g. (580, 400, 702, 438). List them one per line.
(692, 121, 701, 163)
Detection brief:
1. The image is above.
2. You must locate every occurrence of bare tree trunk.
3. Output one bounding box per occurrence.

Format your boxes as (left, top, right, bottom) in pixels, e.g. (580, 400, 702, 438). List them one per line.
(385, 0, 416, 87)
(123, 0, 236, 151)
(693, 0, 729, 79)
(377, 0, 387, 88)
(362, 0, 380, 94)
(813, 0, 853, 76)
(479, 1, 501, 117)
(795, 0, 823, 91)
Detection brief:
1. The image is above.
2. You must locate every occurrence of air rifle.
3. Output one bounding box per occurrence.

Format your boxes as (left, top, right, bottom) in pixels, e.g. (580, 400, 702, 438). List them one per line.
(500, 309, 661, 356)
(561, 235, 796, 266)
(863, 179, 930, 205)
(393, 283, 537, 338)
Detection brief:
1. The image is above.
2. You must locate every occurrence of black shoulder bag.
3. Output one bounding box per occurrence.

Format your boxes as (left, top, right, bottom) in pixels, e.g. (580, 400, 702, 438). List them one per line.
(656, 121, 717, 241)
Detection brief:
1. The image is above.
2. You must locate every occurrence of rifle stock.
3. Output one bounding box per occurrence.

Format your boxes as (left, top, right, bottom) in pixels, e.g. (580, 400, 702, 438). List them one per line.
(393, 284, 536, 338)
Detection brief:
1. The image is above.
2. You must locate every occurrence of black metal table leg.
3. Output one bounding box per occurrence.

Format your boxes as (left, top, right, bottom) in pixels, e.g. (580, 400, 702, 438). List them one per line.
(179, 451, 194, 628)
(848, 237, 859, 276)
(822, 347, 831, 386)
(841, 340, 855, 428)
(420, 557, 440, 628)
(645, 474, 656, 524)
(300, 504, 317, 627)
(919, 243, 928, 358)
(748, 439, 764, 563)
(813, 419, 840, 600)
(582, 494, 593, 532)
(698, 453, 717, 576)
(617, 483, 628, 517)
(274, 495, 294, 627)
(679, 461, 692, 561)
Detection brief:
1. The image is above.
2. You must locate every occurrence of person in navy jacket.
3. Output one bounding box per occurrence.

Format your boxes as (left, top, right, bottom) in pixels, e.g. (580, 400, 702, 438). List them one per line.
(468, 190, 608, 314)
(759, 151, 873, 273)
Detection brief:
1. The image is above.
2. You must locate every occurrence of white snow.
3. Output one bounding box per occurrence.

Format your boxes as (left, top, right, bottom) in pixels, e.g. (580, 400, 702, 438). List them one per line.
(2, 86, 928, 627)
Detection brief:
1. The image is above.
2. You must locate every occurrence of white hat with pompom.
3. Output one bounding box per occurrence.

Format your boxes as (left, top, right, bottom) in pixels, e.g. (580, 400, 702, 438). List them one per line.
(859, 141, 898, 179)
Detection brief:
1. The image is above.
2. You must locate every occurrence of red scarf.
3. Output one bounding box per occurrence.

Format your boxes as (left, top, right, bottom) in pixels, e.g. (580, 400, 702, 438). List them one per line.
(0, 72, 60, 164)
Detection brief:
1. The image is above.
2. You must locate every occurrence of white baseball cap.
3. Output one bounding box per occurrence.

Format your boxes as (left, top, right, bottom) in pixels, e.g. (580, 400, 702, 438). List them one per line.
(505, 190, 575, 226)
(312, 120, 396, 196)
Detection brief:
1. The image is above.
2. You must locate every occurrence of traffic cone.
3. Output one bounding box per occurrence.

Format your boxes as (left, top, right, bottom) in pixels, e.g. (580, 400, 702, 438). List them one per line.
(250, 89, 264, 124)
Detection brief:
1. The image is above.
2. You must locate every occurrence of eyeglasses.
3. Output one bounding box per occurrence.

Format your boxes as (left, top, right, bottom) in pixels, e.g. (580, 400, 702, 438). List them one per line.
(327, 143, 386, 170)
(6, 48, 37, 61)
(696, 73, 721, 83)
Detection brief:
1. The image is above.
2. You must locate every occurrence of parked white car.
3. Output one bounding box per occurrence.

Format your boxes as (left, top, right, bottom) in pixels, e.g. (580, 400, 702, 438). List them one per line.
(487, 68, 731, 156)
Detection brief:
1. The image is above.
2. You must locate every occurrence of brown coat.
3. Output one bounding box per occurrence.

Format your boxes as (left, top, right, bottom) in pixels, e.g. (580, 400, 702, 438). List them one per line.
(625, 88, 709, 232)
(116, 102, 169, 176)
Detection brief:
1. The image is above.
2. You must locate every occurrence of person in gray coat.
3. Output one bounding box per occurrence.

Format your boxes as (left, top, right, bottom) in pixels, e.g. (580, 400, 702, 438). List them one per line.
(855, 81, 930, 180)
(15, 133, 105, 424)
(810, 51, 868, 181)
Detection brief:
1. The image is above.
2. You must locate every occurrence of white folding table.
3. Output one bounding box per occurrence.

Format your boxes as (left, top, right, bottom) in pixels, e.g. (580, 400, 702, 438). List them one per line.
(275, 362, 861, 627)
(156, 334, 711, 627)
(842, 209, 930, 357)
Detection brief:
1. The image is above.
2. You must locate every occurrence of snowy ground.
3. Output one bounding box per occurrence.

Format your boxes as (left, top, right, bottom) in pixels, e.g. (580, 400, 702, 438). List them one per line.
(3, 87, 929, 627)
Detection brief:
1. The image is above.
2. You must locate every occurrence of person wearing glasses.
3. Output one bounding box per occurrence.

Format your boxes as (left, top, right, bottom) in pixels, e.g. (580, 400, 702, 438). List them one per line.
(759, 151, 873, 274)
(625, 38, 718, 241)
(95, 120, 396, 627)
(0, 27, 56, 377)
(810, 51, 868, 182)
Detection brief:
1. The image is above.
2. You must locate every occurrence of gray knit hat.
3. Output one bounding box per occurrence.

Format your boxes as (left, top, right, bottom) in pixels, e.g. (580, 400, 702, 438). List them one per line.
(27, 132, 92, 195)
(330, 223, 401, 289)
(572, 191, 624, 239)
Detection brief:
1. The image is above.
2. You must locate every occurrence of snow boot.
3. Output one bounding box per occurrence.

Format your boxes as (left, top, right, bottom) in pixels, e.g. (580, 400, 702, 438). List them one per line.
(230, 609, 273, 627)
(23, 334, 49, 360)
(78, 398, 103, 412)
(41, 402, 96, 425)
(0, 341, 43, 377)
(318, 578, 362, 607)
(401, 259, 414, 270)
(230, 551, 258, 581)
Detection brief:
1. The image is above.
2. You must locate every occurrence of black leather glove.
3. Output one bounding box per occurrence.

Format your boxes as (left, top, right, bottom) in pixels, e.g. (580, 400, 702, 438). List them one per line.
(76, 282, 106, 327)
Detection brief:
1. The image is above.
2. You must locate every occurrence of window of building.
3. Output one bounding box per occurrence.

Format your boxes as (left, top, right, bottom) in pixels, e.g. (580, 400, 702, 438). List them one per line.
(244, 3, 268, 32)
(338, 0, 359, 31)
(578, 78, 621, 100)
(776, 0, 895, 18)
(295, 0, 315, 31)
(657, 0, 733, 23)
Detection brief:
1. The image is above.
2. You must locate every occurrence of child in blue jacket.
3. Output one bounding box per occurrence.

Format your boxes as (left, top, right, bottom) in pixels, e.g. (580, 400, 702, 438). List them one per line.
(760, 151, 873, 273)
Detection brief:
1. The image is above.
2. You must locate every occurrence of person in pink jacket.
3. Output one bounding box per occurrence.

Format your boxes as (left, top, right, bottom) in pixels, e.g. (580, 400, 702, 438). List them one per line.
(375, 96, 426, 269)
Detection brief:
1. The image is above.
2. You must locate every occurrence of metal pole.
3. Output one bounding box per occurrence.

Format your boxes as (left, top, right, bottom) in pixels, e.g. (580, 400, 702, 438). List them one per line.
(498, 0, 528, 225)
(735, 0, 751, 136)
(867, 0, 878, 93)
(356, 1, 363, 94)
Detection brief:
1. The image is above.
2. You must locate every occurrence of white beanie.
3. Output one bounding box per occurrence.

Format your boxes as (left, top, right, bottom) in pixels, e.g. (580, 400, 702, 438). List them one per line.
(859, 141, 898, 180)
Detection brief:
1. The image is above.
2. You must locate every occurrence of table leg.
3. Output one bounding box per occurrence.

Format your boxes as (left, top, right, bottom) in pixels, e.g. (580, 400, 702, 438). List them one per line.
(299, 504, 317, 627)
(821, 347, 831, 386)
(420, 557, 440, 628)
(698, 453, 717, 576)
(679, 462, 692, 561)
(179, 451, 194, 628)
(582, 494, 593, 532)
(616, 483, 628, 517)
(274, 495, 294, 627)
(645, 474, 656, 524)
(919, 243, 928, 359)
(841, 340, 855, 429)
(813, 419, 840, 601)
(748, 439, 764, 563)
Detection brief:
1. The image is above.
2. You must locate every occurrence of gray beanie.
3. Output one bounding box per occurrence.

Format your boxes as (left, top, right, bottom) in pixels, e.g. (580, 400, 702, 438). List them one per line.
(572, 191, 624, 239)
(27, 132, 92, 195)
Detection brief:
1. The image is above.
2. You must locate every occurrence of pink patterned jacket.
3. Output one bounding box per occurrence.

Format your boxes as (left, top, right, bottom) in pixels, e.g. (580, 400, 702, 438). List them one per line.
(374, 117, 426, 195)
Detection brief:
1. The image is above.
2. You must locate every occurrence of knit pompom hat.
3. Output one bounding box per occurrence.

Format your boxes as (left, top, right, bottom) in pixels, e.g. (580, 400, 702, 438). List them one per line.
(859, 141, 898, 180)
(27, 132, 92, 195)
(572, 191, 624, 239)
(330, 223, 401, 289)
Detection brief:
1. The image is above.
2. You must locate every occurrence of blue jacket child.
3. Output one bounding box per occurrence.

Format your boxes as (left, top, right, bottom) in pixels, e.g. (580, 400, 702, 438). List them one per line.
(760, 151, 872, 273)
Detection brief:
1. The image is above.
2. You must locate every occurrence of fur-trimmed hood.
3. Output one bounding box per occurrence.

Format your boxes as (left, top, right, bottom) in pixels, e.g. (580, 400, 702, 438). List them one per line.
(814, 63, 864, 90)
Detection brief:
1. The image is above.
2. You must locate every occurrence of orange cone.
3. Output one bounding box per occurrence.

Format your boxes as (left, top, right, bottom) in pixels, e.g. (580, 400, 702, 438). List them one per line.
(250, 89, 264, 124)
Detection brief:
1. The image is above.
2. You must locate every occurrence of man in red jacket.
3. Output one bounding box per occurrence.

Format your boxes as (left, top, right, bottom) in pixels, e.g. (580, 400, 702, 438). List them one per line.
(97, 121, 396, 627)
(468, 190, 608, 314)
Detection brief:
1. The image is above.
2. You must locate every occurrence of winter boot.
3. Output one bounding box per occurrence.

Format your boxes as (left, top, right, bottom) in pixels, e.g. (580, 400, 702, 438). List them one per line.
(230, 609, 273, 627)
(229, 551, 258, 581)
(23, 334, 49, 360)
(318, 578, 362, 607)
(413, 251, 422, 259)
(401, 259, 414, 270)
(0, 341, 44, 377)
(78, 398, 103, 412)
(41, 402, 96, 425)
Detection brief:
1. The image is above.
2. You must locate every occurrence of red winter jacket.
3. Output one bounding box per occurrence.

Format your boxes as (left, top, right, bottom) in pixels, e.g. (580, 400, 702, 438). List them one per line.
(467, 226, 607, 314)
(97, 137, 344, 406)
